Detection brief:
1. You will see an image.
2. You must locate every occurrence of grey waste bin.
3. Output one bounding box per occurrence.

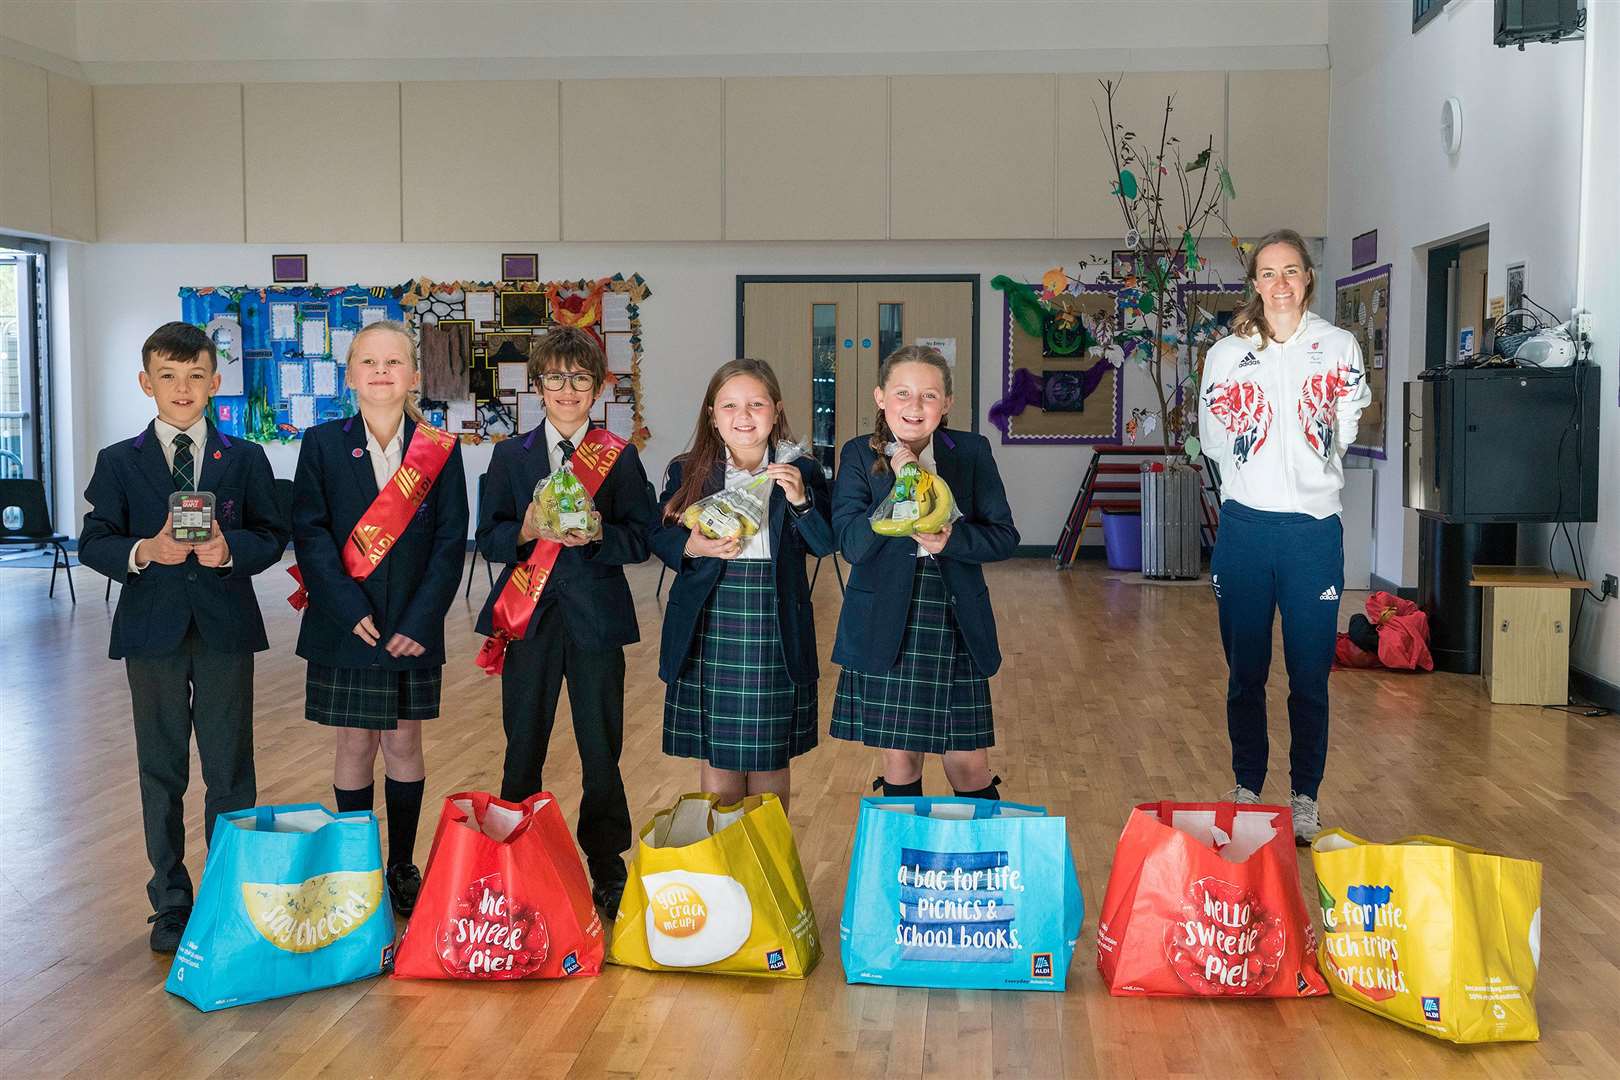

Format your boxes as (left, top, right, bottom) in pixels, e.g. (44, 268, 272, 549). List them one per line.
(1139, 461, 1202, 580)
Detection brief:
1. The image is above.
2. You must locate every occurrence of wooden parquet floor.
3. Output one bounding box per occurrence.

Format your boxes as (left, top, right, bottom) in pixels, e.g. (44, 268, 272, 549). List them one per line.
(1, 556, 1616, 1079)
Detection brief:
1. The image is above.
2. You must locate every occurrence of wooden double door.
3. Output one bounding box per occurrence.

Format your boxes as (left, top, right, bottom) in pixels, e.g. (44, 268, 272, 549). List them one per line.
(740, 278, 975, 476)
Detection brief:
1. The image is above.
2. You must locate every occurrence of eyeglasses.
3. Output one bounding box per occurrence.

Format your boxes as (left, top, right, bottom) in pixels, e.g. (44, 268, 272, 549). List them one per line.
(538, 372, 597, 392)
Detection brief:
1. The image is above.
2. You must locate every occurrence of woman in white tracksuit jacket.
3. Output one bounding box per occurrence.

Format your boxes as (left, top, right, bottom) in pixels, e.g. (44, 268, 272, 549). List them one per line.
(1198, 227, 1371, 844)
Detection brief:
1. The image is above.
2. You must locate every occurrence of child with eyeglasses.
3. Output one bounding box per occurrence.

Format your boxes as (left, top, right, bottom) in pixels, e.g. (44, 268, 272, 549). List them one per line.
(472, 327, 655, 915)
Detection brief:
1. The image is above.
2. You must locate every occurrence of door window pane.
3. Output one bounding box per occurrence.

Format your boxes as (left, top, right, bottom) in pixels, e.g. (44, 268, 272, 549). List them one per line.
(810, 303, 837, 476)
(878, 302, 903, 363)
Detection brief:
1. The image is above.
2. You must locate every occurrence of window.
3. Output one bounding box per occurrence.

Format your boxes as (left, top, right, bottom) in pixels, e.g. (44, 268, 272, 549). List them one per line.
(0, 239, 51, 505)
(1414, 0, 1449, 31)
(810, 303, 838, 475)
(877, 302, 903, 362)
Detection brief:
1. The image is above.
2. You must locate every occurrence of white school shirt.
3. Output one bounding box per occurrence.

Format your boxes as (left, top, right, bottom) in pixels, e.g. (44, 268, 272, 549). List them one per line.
(723, 449, 774, 560)
(363, 418, 405, 491)
(128, 416, 216, 573)
(1196, 311, 1372, 519)
(544, 419, 591, 475)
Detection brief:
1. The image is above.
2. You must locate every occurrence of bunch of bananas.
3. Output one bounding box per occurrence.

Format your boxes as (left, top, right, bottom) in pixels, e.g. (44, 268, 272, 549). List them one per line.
(872, 462, 955, 536)
(532, 469, 598, 538)
(682, 486, 766, 540)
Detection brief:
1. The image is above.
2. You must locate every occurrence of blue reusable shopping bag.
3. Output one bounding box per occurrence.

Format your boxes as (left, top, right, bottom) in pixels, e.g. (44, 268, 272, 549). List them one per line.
(840, 797, 1083, 991)
(165, 804, 396, 1011)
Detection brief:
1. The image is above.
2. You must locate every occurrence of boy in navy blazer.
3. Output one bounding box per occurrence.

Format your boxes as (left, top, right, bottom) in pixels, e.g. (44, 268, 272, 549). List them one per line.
(474, 328, 655, 914)
(79, 322, 289, 952)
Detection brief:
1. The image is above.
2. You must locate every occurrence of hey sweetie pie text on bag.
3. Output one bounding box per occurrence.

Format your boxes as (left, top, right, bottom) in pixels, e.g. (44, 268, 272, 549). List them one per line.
(609, 793, 820, 977)
(1311, 829, 1541, 1043)
(393, 792, 604, 981)
(1096, 801, 1328, 998)
(841, 797, 1084, 991)
(165, 804, 395, 1012)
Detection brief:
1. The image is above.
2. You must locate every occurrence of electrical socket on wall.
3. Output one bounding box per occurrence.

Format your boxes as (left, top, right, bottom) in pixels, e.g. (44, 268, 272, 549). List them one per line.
(1603, 574, 1618, 600)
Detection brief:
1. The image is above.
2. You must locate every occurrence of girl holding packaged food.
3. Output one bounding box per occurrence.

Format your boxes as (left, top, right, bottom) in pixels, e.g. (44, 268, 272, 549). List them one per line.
(829, 345, 1019, 799)
(649, 358, 834, 812)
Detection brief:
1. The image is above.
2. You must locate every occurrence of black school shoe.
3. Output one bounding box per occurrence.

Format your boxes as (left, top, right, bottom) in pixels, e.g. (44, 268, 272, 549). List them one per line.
(148, 907, 190, 953)
(386, 863, 423, 917)
(591, 875, 627, 917)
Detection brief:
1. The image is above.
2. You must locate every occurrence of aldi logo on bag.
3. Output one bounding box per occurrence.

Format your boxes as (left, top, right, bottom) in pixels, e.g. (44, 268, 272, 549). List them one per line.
(562, 951, 581, 975)
(381, 944, 395, 972)
(766, 948, 786, 971)
(1423, 996, 1442, 1022)
(1031, 953, 1054, 979)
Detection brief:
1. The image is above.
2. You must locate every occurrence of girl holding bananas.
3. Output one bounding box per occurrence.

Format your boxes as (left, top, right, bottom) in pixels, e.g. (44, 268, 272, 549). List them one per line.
(649, 359, 834, 812)
(829, 345, 1020, 799)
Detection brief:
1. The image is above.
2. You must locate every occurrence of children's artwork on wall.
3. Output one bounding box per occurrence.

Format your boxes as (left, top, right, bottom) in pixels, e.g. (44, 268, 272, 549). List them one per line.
(1334, 263, 1392, 458)
(400, 274, 652, 447)
(993, 284, 1122, 444)
(180, 284, 409, 441)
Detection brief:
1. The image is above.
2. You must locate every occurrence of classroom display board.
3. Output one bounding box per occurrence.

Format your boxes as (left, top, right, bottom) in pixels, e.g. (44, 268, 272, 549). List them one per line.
(180, 273, 651, 447)
(179, 284, 409, 441)
(399, 274, 650, 448)
(999, 284, 1123, 444)
(1334, 263, 1392, 457)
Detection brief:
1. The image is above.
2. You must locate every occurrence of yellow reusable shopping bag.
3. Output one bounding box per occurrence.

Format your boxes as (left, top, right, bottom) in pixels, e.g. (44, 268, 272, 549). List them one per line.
(1311, 829, 1540, 1043)
(608, 793, 821, 977)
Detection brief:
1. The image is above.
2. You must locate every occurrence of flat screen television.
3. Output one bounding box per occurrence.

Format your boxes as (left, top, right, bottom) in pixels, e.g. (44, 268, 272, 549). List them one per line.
(1495, 0, 1583, 48)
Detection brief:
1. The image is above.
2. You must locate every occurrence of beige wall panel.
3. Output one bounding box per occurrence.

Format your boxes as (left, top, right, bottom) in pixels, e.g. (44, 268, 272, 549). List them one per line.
(889, 75, 1055, 240)
(726, 76, 887, 241)
(1057, 71, 1227, 240)
(1227, 70, 1330, 236)
(94, 83, 245, 242)
(0, 59, 52, 236)
(48, 72, 97, 241)
(244, 82, 401, 242)
(402, 80, 558, 242)
(561, 78, 722, 241)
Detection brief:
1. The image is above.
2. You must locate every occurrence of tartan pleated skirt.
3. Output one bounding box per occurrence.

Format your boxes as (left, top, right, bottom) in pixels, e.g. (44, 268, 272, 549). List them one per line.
(830, 557, 994, 753)
(663, 558, 819, 772)
(305, 662, 443, 730)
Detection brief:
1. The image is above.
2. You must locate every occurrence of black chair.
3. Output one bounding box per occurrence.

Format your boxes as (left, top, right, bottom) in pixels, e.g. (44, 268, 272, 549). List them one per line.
(0, 478, 76, 602)
(104, 476, 297, 602)
(463, 471, 494, 598)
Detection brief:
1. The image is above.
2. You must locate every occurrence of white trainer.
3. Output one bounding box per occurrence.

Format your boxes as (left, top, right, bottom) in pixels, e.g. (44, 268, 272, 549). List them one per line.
(1290, 791, 1322, 845)
(1222, 785, 1262, 805)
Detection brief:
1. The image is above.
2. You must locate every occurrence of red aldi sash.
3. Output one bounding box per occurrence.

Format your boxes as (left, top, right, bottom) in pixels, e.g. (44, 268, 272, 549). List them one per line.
(475, 427, 626, 675)
(287, 422, 458, 610)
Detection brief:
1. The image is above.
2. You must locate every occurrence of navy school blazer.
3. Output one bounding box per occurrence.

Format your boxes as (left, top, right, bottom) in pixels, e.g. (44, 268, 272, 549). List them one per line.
(830, 429, 1019, 676)
(291, 415, 468, 670)
(79, 420, 290, 660)
(473, 420, 656, 649)
(648, 454, 835, 686)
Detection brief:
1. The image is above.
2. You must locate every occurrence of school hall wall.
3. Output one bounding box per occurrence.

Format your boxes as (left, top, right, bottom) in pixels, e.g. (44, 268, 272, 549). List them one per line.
(1324, 0, 1616, 687)
(68, 238, 1248, 554)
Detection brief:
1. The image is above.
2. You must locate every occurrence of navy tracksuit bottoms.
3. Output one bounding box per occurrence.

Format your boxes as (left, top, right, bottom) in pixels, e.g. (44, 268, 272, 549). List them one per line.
(1210, 500, 1343, 800)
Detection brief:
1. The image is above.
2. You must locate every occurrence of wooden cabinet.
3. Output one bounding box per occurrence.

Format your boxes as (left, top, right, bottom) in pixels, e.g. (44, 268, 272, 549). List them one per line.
(1472, 566, 1588, 705)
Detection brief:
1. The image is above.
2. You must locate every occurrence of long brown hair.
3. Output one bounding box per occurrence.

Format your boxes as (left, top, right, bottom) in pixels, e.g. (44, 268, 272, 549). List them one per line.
(662, 358, 796, 523)
(869, 345, 953, 475)
(347, 319, 426, 423)
(1230, 228, 1316, 349)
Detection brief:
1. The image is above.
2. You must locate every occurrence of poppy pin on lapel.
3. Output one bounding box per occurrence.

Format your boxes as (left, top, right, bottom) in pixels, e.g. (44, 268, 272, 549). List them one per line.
(352, 448, 365, 458)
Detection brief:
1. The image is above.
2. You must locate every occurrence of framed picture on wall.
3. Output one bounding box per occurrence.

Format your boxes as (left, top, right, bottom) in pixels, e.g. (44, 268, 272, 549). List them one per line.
(271, 254, 308, 283)
(501, 253, 539, 282)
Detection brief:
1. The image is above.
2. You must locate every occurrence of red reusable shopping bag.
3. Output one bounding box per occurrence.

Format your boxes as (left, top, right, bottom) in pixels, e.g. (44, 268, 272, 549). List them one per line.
(393, 792, 604, 980)
(1096, 801, 1329, 998)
